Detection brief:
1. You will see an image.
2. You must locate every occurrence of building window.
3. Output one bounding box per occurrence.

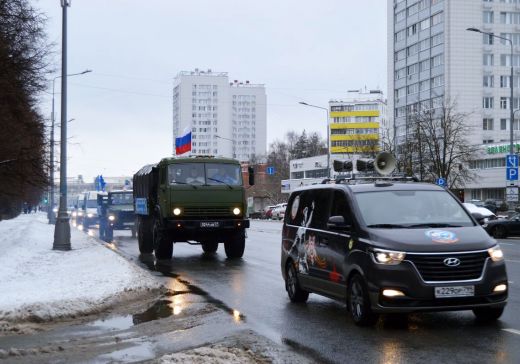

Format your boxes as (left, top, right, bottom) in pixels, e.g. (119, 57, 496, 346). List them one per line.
(431, 75, 444, 88)
(420, 59, 431, 71)
(501, 97, 509, 109)
(431, 12, 444, 25)
(500, 12, 520, 25)
(483, 11, 494, 24)
(431, 32, 444, 47)
(483, 33, 494, 45)
(483, 97, 494, 109)
(483, 118, 494, 130)
(407, 23, 418, 37)
(501, 118, 507, 130)
(407, 63, 419, 75)
(483, 75, 494, 87)
(483, 54, 494, 66)
(395, 29, 406, 42)
(431, 54, 444, 67)
(407, 83, 419, 95)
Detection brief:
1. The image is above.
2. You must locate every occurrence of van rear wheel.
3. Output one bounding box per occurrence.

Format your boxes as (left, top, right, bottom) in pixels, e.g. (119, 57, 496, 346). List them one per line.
(347, 274, 379, 326)
(286, 262, 309, 303)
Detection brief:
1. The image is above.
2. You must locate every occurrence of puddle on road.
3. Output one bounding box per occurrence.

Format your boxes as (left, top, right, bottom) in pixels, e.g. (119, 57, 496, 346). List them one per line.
(138, 255, 246, 322)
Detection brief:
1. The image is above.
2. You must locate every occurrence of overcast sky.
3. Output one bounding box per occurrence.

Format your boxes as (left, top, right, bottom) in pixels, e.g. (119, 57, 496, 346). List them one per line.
(36, 0, 387, 181)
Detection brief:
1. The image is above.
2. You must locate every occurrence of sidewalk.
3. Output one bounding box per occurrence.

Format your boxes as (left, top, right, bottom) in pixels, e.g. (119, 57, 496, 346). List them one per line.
(0, 213, 162, 323)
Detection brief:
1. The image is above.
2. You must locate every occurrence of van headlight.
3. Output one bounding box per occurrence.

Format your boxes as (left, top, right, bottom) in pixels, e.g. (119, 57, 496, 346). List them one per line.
(78, 211, 83, 217)
(173, 208, 182, 216)
(87, 213, 93, 218)
(488, 245, 504, 262)
(233, 207, 241, 216)
(108, 215, 115, 221)
(372, 248, 406, 265)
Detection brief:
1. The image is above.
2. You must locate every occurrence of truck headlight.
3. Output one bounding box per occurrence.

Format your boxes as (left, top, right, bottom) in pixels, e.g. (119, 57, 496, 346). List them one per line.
(372, 248, 406, 265)
(488, 245, 504, 262)
(108, 215, 115, 221)
(233, 207, 241, 216)
(87, 213, 93, 218)
(173, 208, 182, 216)
(78, 211, 83, 217)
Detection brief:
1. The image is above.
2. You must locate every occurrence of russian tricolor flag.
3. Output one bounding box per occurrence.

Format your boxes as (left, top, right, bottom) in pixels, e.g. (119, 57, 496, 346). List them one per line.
(175, 129, 192, 155)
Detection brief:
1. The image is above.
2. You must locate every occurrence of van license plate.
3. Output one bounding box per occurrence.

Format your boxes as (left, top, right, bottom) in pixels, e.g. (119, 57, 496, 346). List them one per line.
(200, 221, 220, 228)
(434, 286, 474, 298)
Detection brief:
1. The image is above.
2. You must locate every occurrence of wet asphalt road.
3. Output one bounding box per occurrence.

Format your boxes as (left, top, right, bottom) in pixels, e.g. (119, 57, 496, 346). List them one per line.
(95, 220, 520, 364)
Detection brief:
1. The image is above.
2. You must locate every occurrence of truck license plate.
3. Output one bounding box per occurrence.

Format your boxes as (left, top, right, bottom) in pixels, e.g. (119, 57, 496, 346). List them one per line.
(434, 286, 474, 298)
(200, 221, 220, 228)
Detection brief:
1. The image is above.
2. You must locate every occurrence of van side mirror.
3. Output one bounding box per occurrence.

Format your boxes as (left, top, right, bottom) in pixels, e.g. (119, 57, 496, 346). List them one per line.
(248, 166, 255, 186)
(327, 215, 351, 231)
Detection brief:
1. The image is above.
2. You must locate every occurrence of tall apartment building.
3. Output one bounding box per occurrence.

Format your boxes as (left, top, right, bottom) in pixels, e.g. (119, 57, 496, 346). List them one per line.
(329, 90, 388, 156)
(388, 0, 520, 201)
(172, 69, 267, 162)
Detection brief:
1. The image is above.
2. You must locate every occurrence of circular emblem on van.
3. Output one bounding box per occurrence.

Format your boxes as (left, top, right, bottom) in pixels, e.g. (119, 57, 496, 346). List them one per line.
(443, 257, 461, 267)
(425, 230, 459, 244)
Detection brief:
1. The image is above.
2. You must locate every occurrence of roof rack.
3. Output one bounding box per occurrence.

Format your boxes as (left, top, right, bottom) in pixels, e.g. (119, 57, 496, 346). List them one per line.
(321, 174, 419, 185)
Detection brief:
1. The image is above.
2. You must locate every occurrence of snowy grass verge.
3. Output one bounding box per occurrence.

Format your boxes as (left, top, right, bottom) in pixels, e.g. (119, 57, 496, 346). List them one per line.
(0, 213, 162, 322)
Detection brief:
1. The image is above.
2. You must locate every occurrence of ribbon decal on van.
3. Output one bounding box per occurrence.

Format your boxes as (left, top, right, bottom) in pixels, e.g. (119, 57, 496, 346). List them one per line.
(425, 230, 459, 244)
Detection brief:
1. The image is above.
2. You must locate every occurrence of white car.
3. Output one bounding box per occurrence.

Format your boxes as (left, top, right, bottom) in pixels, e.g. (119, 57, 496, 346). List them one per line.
(272, 203, 287, 220)
(462, 202, 497, 223)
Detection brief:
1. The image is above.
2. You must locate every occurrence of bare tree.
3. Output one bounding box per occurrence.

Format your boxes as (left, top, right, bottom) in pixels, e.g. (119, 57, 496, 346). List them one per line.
(393, 100, 478, 188)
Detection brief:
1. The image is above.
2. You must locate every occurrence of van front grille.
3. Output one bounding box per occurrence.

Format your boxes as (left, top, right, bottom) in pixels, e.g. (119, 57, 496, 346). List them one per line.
(406, 251, 488, 282)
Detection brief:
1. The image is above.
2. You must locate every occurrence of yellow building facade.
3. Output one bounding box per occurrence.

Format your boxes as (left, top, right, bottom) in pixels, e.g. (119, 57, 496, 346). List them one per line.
(329, 91, 387, 155)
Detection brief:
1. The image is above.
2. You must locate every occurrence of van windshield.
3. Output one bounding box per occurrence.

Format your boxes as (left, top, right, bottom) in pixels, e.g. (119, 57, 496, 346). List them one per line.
(110, 193, 133, 205)
(354, 190, 475, 228)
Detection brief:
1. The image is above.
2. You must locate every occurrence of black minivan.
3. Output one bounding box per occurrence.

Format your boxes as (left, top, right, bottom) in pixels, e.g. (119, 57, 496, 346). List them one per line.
(281, 181, 508, 325)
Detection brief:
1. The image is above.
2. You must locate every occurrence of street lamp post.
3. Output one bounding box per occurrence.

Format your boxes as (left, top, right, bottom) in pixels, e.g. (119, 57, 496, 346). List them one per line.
(48, 71, 90, 224)
(53, 0, 72, 250)
(467, 28, 514, 156)
(299, 102, 331, 178)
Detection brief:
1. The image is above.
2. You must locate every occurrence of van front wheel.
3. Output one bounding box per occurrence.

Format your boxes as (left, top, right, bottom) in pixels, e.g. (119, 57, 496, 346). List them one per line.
(347, 274, 379, 326)
(473, 307, 504, 322)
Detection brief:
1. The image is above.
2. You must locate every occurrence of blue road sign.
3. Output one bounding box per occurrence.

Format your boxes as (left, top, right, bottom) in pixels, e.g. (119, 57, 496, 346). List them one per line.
(436, 177, 446, 187)
(266, 166, 275, 175)
(507, 168, 519, 181)
(506, 154, 519, 168)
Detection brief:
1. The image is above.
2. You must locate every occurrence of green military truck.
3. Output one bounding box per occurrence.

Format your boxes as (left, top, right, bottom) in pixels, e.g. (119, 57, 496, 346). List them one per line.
(133, 156, 254, 260)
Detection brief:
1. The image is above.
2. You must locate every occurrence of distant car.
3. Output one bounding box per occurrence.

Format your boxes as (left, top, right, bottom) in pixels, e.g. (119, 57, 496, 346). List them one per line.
(462, 203, 497, 224)
(484, 213, 520, 238)
(272, 203, 287, 220)
(263, 205, 276, 219)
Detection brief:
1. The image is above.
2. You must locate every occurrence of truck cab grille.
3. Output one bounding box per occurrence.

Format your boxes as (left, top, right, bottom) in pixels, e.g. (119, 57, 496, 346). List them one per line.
(183, 207, 232, 218)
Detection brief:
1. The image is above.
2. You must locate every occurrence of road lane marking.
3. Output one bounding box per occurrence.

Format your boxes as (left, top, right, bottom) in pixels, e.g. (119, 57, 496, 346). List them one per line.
(500, 242, 514, 246)
(505, 259, 520, 263)
(502, 329, 520, 336)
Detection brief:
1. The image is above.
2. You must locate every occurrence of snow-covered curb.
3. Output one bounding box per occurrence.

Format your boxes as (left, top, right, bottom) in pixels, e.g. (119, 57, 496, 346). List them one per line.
(0, 213, 162, 322)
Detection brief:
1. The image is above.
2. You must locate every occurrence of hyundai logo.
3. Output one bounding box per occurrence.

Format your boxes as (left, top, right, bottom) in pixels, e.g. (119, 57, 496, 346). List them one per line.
(443, 257, 461, 267)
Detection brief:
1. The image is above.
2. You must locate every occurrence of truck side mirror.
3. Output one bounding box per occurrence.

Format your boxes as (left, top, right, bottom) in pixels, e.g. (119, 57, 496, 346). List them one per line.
(248, 166, 255, 186)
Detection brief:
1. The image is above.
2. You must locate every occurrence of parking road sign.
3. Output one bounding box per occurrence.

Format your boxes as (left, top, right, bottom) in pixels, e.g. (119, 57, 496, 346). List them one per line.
(507, 167, 519, 181)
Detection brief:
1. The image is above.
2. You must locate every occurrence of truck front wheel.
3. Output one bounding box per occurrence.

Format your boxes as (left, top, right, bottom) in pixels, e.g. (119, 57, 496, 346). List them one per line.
(153, 218, 173, 260)
(137, 217, 153, 254)
(224, 231, 245, 259)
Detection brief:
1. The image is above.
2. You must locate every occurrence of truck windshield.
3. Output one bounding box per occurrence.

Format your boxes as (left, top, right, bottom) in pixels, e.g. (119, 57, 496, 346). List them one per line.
(355, 190, 475, 227)
(111, 193, 133, 205)
(168, 163, 242, 186)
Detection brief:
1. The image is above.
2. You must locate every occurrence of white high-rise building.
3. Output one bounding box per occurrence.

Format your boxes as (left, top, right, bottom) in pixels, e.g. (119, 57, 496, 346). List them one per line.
(388, 0, 520, 201)
(172, 69, 266, 162)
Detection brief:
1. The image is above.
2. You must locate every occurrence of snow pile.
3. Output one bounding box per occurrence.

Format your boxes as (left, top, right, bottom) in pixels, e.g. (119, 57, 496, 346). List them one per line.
(157, 345, 263, 364)
(0, 213, 162, 322)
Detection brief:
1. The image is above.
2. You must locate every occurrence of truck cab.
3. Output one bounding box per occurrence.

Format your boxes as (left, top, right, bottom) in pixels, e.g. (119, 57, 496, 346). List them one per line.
(97, 190, 135, 242)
